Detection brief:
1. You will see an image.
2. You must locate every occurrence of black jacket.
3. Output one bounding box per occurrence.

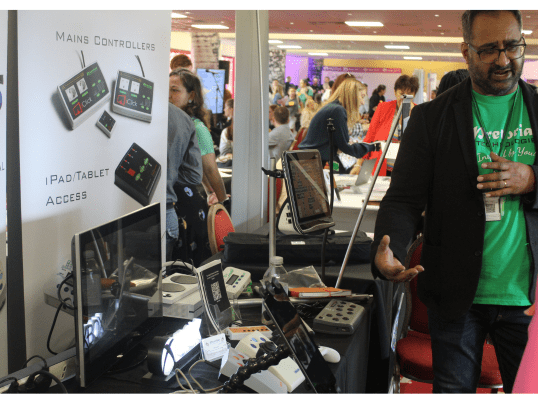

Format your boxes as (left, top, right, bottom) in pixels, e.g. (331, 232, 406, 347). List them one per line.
(370, 77, 538, 321)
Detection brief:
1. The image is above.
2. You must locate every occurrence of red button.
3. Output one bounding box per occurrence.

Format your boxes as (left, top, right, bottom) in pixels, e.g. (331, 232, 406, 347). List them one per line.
(127, 169, 136, 176)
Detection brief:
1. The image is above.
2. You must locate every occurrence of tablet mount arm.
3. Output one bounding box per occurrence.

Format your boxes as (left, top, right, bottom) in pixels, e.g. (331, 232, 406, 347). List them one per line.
(321, 118, 337, 283)
(334, 95, 413, 288)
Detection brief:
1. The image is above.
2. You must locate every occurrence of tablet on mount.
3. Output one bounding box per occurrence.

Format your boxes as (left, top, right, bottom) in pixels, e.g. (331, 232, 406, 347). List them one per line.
(277, 150, 335, 235)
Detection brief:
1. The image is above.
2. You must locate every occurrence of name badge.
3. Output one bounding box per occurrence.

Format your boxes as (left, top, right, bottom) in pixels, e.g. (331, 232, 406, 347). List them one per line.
(483, 194, 503, 221)
(288, 101, 295, 106)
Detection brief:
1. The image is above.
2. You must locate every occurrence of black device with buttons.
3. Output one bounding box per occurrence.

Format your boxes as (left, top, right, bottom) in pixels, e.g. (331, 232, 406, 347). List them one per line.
(57, 61, 111, 129)
(114, 142, 161, 206)
(312, 299, 365, 335)
(112, 70, 154, 122)
(96, 110, 116, 137)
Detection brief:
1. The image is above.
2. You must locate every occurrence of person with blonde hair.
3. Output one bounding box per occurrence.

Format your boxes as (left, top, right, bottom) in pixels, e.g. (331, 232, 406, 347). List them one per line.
(271, 79, 284, 105)
(300, 97, 319, 129)
(299, 77, 378, 165)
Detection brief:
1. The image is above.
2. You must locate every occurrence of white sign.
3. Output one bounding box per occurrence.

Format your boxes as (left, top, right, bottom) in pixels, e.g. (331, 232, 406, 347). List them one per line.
(17, 11, 171, 359)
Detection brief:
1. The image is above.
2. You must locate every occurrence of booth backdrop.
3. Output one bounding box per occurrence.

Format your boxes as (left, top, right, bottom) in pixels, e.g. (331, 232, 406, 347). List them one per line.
(17, 10, 171, 360)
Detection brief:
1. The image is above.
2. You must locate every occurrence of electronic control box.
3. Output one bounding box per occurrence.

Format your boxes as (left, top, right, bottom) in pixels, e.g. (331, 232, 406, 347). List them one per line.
(114, 143, 161, 206)
(57, 62, 111, 130)
(112, 71, 154, 122)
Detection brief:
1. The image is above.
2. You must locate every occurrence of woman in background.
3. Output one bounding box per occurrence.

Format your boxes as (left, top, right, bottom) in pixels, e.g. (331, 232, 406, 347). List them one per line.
(271, 80, 284, 106)
(300, 98, 319, 129)
(218, 99, 234, 166)
(299, 77, 377, 167)
(362, 75, 419, 176)
(368, 84, 386, 119)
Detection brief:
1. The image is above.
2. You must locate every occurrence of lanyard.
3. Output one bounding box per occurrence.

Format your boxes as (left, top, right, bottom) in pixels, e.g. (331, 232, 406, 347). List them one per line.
(472, 86, 519, 157)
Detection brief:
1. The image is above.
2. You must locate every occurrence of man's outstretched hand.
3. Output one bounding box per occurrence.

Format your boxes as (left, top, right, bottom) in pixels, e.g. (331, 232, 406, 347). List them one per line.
(374, 235, 424, 283)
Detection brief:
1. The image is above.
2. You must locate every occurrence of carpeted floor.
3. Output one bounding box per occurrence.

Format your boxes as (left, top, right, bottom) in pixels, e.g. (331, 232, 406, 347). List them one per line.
(399, 376, 504, 394)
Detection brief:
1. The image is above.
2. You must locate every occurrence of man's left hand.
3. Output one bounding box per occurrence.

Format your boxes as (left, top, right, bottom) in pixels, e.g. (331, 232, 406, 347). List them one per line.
(477, 152, 536, 197)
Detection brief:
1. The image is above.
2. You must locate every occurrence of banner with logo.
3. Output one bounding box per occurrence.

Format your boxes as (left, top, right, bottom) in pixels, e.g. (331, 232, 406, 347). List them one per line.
(17, 11, 171, 358)
(0, 10, 7, 378)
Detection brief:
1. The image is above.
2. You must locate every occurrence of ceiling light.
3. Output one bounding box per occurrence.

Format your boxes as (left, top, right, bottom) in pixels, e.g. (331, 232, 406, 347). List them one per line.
(191, 24, 229, 29)
(523, 30, 533, 35)
(308, 52, 329, 56)
(345, 21, 384, 27)
(404, 56, 423, 60)
(277, 45, 302, 49)
(385, 45, 410, 49)
(184, 12, 191, 14)
(435, 14, 439, 17)
(269, 39, 283, 44)
(438, 25, 442, 27)
(290, 22, 294, 25)
(171, 13, 188, 19)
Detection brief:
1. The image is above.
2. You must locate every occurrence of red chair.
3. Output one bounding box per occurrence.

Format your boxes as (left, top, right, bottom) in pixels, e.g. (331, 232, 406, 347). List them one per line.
(207, 203, 235, 255)
(290, 127, 307, 150)
(394, 236, 503, 393)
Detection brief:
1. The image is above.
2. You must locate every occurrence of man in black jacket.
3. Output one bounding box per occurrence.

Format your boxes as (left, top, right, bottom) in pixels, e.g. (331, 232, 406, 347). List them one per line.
(372, 10, 537, 393)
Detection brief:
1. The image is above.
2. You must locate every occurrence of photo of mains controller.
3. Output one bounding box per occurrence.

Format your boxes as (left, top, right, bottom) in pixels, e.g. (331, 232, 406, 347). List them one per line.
(57, 61, 153, 133)
(57, 61, 110, 130)
(112, 70, 154, 123)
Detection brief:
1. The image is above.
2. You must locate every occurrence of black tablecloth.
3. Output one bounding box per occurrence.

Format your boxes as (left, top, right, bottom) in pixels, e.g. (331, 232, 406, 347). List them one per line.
(54, 297, 372, 394)
(214, 226, 405, 393)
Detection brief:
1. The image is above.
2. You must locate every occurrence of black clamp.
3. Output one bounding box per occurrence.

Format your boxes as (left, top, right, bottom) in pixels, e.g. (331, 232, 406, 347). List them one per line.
(261, 167, 285, 179)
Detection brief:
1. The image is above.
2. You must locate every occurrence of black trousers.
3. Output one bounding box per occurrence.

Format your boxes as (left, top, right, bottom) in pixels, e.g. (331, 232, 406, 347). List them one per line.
(172, 183, 212, 268)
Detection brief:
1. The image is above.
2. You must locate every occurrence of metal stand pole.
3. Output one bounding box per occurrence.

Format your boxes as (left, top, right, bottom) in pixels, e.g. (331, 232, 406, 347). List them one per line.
(335, 96, 412, 288)
(269, 157, 277, 261)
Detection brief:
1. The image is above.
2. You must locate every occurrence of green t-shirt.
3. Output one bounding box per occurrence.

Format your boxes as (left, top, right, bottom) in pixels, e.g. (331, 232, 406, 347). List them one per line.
(472, 87, 534, 306)
(192, 118, 214, 156)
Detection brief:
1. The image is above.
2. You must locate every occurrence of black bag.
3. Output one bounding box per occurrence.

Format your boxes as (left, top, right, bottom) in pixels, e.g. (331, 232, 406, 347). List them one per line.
(222, 231, 372, 265)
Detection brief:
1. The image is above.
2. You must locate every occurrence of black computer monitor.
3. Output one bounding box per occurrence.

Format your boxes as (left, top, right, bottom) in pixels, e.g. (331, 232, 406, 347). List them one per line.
(71, 203, 162, 387)
(197, 68, 226, 114)
(282, 150, 335, 234)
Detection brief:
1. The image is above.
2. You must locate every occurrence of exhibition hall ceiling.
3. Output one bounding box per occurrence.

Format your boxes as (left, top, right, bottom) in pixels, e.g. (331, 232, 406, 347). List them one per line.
(171, 10, 538, 62)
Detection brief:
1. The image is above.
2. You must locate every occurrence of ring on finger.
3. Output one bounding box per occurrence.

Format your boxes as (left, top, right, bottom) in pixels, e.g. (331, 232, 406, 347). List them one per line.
(504, 181, 507, 188)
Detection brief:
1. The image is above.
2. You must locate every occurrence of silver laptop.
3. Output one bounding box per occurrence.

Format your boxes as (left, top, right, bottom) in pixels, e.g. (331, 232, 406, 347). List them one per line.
(354, 158, 377, 186)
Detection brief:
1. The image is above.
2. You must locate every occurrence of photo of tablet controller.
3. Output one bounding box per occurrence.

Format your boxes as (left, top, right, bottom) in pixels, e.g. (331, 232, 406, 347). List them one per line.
(114, 143, 161, 206)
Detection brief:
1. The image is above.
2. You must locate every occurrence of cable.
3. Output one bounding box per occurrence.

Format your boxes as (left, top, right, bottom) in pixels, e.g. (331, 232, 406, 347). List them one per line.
(188, 360, 223, 393)
(32, 370, 68, 393)
(47, 297, 72, 355)
(175, 369, 196, 393)
(321, 118, 337, 283)
(81, 50, 85, 68)
(22, 355, 48, 370)
(135, 55, 145, 78)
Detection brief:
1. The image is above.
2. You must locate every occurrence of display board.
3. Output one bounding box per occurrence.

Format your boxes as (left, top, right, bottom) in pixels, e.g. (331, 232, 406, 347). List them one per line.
(0, 10, 7, 378)
(17, 11, 171, 359)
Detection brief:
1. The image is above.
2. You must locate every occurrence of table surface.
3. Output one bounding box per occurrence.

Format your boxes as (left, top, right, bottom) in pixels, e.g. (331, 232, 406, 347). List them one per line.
(52, 296, 373, 394)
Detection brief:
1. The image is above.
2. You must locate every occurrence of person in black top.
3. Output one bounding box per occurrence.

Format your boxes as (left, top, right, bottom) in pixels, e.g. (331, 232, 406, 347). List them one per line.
(369, 84, 386, 119)
(299, 76, 379, 165)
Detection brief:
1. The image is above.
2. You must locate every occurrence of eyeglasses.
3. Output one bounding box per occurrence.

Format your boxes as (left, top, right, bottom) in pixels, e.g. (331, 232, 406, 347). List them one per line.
(466, 37, 526, 64)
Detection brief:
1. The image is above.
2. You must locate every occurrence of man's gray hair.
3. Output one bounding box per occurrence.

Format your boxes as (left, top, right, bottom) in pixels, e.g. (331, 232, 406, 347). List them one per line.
(462, 10, 522, 44)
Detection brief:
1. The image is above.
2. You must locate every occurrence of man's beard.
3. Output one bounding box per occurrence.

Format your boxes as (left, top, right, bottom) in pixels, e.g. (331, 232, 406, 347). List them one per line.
(468, 58, 523, 96)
